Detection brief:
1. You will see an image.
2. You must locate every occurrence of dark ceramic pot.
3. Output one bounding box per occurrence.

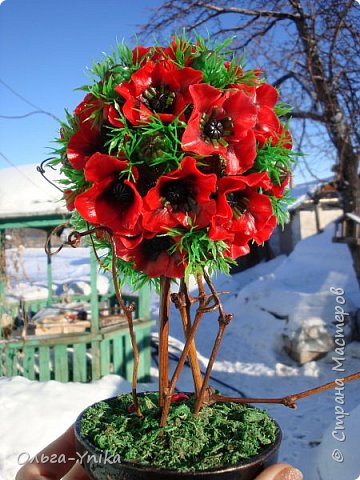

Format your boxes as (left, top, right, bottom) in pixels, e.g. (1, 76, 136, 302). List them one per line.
(74, 396, 282, 480)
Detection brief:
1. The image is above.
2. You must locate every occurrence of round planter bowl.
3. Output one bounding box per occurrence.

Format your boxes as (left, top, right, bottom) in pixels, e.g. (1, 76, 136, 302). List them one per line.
(74, 396, 282, 480)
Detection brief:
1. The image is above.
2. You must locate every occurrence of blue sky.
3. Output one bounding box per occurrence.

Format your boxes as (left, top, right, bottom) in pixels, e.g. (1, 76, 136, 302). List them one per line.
(0, 0, 332, 184)
(0, 0, 163, 168)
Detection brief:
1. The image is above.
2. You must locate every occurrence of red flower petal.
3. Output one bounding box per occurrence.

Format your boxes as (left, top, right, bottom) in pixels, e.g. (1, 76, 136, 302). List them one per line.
(256, 84, 279, 109)
(225, 130, 257, 175)
(223, 90, 257, 139)
(171, 393, 190, 402)
(143, 156, 217, 232)
(66, 123, 102, 171)
(74, 154, 142, 235)
(188, 83, 223, 113)
(128, 234, 186, 278)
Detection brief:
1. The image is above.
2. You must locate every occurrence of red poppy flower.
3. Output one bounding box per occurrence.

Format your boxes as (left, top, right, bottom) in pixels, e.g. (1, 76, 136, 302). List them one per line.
(181, 84, 257, 174)
(116, 232, 186, 278)
(225, 234, 251, 260)
(132, 45, 153, 65)
(74, 93, 102, 124)
(115, 60, 203, 125)
(127, 403, 137, 414)
(75, 93, 124, 128)
(142, 156, 217, 232)
(252, 215, 277, 244)
(66, 122, 104, 171)
(74, 153, 142, 235)
(63, 189, 76, 212)
(254, 83, 292, 149)
(161, 38, 197, 66)
(171, 393, 190, 402)
(270, 173, 291, 198)
(104, 104, 125, 128)
(209, 172, 274, 243)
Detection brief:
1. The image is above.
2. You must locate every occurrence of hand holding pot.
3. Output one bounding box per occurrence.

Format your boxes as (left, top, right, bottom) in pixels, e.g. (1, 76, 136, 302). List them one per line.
(15, 426, 303, 480)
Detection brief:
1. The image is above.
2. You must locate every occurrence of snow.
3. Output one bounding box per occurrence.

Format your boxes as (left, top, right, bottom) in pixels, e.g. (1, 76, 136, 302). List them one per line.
(1, 223, 360, 480)
(289, 176, 333, 211)
(0, 164, 65, 218)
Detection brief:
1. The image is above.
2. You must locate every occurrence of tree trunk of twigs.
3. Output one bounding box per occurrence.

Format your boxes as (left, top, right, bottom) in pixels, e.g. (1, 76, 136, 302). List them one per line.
(159, 276, 171, 408)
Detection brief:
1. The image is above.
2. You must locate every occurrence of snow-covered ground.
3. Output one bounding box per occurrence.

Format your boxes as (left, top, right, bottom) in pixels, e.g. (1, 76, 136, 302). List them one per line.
(1, 223, 359, 479)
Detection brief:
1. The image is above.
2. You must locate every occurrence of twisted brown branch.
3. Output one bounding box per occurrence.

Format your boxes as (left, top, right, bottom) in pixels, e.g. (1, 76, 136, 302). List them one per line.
(194, 270, 233, 414)
(210, 371, 360, 409)
(45, 224, 142, 416)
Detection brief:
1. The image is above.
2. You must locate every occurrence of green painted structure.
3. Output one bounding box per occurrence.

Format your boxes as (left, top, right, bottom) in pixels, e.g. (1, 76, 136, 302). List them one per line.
(0, 208, 153, 383)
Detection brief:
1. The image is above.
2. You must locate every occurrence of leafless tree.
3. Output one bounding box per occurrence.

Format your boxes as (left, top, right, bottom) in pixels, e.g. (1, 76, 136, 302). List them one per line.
(141, 1, 359, 205)
(141, 0, 360, 275)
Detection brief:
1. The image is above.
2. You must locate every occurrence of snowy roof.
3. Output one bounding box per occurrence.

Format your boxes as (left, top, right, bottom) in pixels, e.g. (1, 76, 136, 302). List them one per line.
(289, 177, 334, 211)
(0, 163, 67, 219)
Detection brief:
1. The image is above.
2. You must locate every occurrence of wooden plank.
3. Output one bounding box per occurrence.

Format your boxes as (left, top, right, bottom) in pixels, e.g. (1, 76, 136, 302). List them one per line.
(112, 335, 124, 377)
(73, 343, 87, 382)
(0, 214, 71, 230)
(23, 346, 35, 380)
(124, 335, 134, 382)
(140, 328, 152, 382)
(90, 249, 99, 333)
(136, 329, 146, 382)
(54, 345, 68, 382)
(5, 347, 17, 376)
(100, 339, 110, 377)
(39, 346, 51, 381)
(138, 284, 151, 320)
(91, 341, 101, 380)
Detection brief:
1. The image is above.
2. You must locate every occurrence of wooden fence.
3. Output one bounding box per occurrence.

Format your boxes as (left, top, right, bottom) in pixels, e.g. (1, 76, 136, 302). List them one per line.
(0, 319, 153, 383)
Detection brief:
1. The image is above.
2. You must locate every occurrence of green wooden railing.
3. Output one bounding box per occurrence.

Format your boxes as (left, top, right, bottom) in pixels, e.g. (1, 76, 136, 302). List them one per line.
(0, 223, 155, 383)
(0, 320, 153, 383)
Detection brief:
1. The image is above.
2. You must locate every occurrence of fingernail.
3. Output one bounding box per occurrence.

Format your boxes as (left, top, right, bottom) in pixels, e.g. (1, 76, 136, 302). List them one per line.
(274, 466, 303, 480)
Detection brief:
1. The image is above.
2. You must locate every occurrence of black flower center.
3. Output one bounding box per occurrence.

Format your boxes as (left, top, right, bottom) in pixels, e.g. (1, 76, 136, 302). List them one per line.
(104, 179, 134, 206)
(141, 236, 173, 261)
(203, 118, 224, 139)
(142, 86, 175, 114)
(226, 192, 249, 214)
(200, 110, 233, 146)
(160, 180, 197, 212)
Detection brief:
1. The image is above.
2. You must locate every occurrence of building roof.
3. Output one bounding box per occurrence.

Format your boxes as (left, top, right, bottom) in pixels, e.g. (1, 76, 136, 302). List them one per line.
(0, 163, 67, 220)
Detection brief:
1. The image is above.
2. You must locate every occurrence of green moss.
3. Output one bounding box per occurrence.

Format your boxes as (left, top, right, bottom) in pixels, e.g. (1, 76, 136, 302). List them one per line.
(80, 393, 278, 472)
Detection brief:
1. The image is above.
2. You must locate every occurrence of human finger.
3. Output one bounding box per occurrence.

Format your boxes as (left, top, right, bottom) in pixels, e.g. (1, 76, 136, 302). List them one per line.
(15, 425, 77, 480)
(61, 462, 89, 480)
(254, 463, 303, 480)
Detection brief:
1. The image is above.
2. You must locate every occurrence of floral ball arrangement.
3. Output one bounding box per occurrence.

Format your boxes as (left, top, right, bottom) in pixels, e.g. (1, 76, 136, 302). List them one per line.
(54, 34, 295, 284)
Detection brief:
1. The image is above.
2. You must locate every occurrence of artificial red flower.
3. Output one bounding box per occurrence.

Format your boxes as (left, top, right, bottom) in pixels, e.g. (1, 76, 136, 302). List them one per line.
(209, 172, 274, 245)
(252, 215, 277, 244)
(74, 153, 142, 235)
(270, 173, 291, 198)
(116, 232, 186, 278)
(115, 60, 203, 125)
(162, 38, 197, 66)
(225, 130, 257, 175)
(63, 189, 78, 211)
(181, 84, 257, 174)
(171, 393, 190, 402)
(74, 93, 103, 124)
(127, 403, 137, 414)
(132, 45, 153, 65)
(256, 83, 278, 109)
(225, 233, 251, 260)
(142, 156, 217, 232)
(104, 104, 125, 128)
(253, 83, 292, 149)
(66, 122, 104, 170)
